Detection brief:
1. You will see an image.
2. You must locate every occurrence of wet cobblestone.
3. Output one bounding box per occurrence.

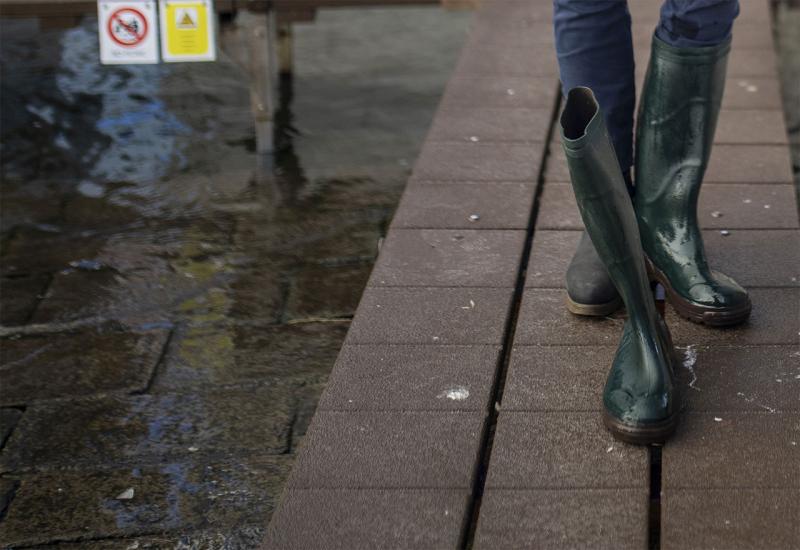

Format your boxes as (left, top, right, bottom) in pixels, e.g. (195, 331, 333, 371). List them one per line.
(0, 6, 470, 546)
(0, 458, 291, 547)
(0, 327, 169, 405)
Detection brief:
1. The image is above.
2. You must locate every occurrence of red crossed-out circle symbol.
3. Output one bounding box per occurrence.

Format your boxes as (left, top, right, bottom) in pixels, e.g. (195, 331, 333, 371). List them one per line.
(108, 7, 148, 47)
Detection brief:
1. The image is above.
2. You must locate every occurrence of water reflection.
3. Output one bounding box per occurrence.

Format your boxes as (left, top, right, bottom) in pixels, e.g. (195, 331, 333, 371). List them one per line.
(0, 5, 471, 542)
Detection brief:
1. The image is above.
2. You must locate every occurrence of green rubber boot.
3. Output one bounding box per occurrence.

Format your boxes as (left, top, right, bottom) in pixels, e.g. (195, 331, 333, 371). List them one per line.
(635, 35, 751, 326)
(561, 87, 678, 445)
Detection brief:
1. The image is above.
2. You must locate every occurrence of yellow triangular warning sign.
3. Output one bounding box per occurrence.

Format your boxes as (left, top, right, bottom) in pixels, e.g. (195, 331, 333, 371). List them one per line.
(177, 10, 196, 29)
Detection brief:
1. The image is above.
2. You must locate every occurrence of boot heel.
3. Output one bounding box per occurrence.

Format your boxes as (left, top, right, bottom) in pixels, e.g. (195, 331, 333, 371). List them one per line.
(647, 255, 752, 327)
(602, 409, 678, 446)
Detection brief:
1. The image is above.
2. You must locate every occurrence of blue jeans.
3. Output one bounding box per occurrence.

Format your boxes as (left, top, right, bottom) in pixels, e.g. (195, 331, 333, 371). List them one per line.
(553, 0, 739, 173)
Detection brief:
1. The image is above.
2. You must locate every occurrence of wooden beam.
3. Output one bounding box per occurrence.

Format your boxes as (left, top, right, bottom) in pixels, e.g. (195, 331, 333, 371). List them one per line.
(0, 0, 441, 18)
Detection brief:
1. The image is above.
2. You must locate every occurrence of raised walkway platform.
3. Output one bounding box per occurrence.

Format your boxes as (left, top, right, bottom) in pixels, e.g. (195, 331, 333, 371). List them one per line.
(262, 1, 799, 548)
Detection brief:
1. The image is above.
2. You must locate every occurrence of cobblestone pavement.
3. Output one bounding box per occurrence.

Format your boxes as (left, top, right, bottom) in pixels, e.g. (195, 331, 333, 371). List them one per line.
(0, 8, 469, 548)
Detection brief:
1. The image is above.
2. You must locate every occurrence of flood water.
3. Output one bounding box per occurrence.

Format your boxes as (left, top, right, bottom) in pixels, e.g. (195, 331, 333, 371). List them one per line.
(0, 7, 470, 547)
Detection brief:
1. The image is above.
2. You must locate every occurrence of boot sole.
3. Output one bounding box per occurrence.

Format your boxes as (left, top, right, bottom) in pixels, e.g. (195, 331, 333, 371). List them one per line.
(602, 409, 678, 445)
(645, 257, 751, 327)
(565, 294, 623, 317)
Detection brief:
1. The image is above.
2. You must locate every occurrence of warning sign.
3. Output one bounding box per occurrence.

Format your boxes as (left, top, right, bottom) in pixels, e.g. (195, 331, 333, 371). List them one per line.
(98, 1, 159, 64)
(159, 0, 217, 62)
(176, 7, 198, 29)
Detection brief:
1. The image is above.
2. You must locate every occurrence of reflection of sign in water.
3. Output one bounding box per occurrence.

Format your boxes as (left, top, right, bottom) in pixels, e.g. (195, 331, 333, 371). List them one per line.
(159, 1, 217, 62)
(108, 7, 148, 46)
(98, 1, 159, 64)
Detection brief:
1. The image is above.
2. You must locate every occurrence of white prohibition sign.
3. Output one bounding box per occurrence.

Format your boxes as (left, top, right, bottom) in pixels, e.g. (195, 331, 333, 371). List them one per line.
(108, 7, 149, 47)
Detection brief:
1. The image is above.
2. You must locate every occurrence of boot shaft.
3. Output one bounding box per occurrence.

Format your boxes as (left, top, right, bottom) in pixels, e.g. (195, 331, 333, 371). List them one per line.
(560, 87, 659, 330)
(635, 34, 730, 214)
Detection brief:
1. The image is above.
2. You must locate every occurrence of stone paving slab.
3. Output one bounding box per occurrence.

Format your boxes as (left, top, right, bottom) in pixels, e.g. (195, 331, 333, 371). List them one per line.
(524, 229, 800, 289)
(0, 273, 49, 326)
(151, 322, 348, 392)
(29, 268, 122, 324)
(666, 288, 800, 346)
(453, 42, 558, 77)
(474, 489, 649, 550)
(719, 77, 784, 109)
(264, 489, 469, 550)
(504, 344, 800, 415)
(536, 183, 800, 231)
(502, 345, 612, 412)
(472, 0, 553, 25)
(523, 230, 581, 288)
(0, 328, 169, 406)
(345, 287, 513, 344)
(391, 182, 535, 230)
(515, 289, 624, 346)
(318, 344, 501, 412)
(285, 411, 484, 488)
(702, 229, 800, 287)
(428, 107, 553, 143)
(0, 478, 15, 521)
(34, 529, 269, 549)
(0, 457, 291, 548)
(675, 345, 800, 412)
(661, 489, 800, 550)
(412, 141, 544, 182)
(546, 144, 795, 183)
(486, 412, 648, 489)
(714, 110, 789, 144)
(516, 288, 800, 346)
(467, 21, 553, 51)
(439, 76, 558, 110)
(663, 412, 800, 489)
(0, 408, 22, 450)
(1, 386, 296, 472)
(367, 229, 525, 287)
(0, 230, 106, 277)
(286, 263, 371, 320)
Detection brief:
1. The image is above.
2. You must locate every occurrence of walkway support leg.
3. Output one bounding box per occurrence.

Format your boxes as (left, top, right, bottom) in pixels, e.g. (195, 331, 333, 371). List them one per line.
(278, 23, 293, 76)
(250, 11, 276, 155)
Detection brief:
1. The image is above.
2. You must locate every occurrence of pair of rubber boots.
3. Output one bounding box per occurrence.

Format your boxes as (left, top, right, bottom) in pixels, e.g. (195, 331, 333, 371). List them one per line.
(561, 35, 751, 445)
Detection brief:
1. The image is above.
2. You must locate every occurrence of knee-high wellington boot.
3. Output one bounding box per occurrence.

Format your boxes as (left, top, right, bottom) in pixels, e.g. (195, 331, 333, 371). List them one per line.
(561, 87, 678, 444)
(635, 35, 751, 326)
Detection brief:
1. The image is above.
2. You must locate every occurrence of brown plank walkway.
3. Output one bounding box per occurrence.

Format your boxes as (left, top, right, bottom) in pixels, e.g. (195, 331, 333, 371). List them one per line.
(262, 1, 799, 548)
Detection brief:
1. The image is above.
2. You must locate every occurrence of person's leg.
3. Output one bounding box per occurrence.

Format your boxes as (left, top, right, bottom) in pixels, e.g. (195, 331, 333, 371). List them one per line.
(553, 0, 635, 174)
(657, 0, 739, 48)
(635, 0, 749, 326)
(553, 0, 635, 317)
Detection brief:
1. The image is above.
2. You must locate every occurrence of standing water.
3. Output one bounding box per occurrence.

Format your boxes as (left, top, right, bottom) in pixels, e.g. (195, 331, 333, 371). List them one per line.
(0, 7, 469, 546)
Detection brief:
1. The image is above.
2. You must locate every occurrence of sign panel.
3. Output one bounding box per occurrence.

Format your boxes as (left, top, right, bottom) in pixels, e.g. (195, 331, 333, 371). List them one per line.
(159, 0, 217, 62)
(98, 1, 159, 64)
